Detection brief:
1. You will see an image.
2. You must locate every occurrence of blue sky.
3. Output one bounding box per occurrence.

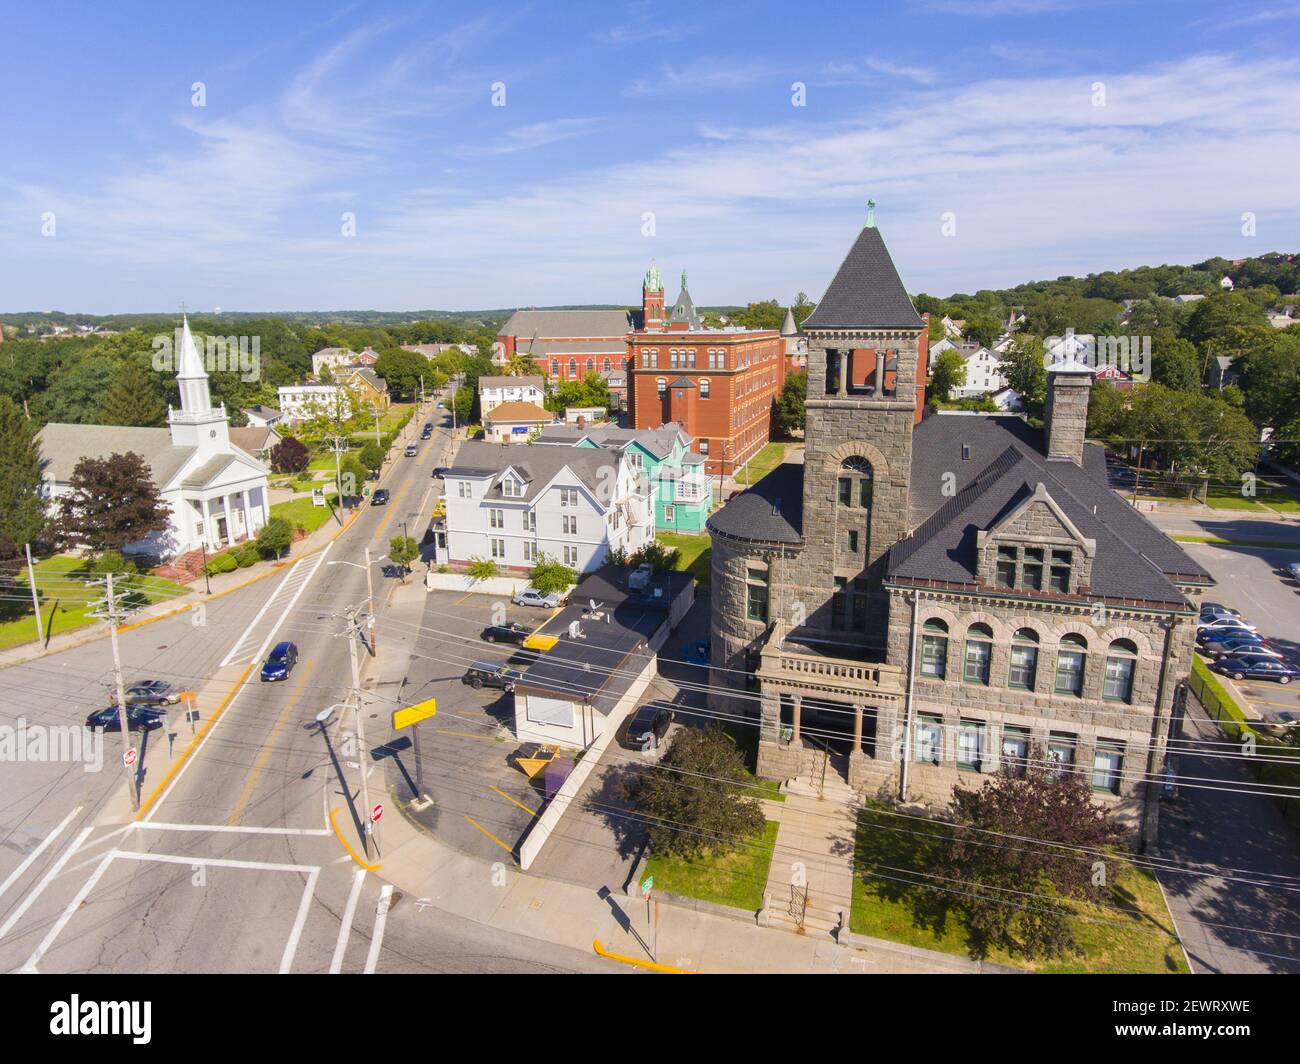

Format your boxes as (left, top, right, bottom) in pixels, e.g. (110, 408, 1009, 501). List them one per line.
(2, 0, 1298, 313)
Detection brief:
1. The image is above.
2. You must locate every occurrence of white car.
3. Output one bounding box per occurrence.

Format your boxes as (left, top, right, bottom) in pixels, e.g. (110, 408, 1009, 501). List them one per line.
(512, 588, 563, 609)
(1197, 615, 1258, 634)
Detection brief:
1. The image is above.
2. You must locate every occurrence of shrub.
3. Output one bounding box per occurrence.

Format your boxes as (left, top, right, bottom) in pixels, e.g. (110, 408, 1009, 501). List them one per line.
(234, 543, 260, 568)
(529, 553, 575, 594)
(204, 552, 238, 576)
(467, 557, 498, 580)
(630, 541, 680, 572)
(255, 517, 293, 559)
(359, 441, 385, 475)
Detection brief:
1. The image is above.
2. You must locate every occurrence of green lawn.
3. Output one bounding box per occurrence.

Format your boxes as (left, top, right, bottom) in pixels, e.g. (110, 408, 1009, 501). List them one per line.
(271, 493, 341, 534)
(656, 531, 712, 587)
(0, 556, 187, 651)
(850, 803, 1188, 973)
(735, 442, 792, 485)
(643, 820, 779, 911)
(1172, 534, 1300, 550)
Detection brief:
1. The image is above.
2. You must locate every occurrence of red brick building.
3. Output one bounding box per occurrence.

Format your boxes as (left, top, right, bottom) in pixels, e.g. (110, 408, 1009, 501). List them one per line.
(626, 267, 786, 476)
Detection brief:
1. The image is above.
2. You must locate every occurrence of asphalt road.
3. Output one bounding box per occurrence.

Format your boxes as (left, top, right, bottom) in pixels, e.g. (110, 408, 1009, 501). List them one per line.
(0, 396, 614, 973)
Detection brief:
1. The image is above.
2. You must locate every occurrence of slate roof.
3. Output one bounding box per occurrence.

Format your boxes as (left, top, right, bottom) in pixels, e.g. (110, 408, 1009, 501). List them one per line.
(706, 462, 804, 545)
(518, 338, 629, 356)
(36, 424, 195, 487)
(479, 375, 545, 390)
(448, 440, 619, 502)
(500, 309, 640, 339)
(801, 225, 924, 331)
(532, 421, 688, 460)
(669, 285, 702, 330)
(228, 426, 279, 453)
(707, 412, 1209, 606)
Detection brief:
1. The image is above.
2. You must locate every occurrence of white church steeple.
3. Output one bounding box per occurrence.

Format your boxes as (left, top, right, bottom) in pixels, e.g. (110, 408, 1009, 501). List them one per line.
(168, 312, 230, 454)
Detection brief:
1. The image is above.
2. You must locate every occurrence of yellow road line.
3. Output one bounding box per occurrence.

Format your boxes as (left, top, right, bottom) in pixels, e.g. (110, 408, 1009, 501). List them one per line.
(227, 661, 317, 825)
(455, 591, 474, 605)
(491, 786, 539, 817)
(463, 815, 513, 854)
(330, 806, 383, 870)
(371, 480, 411, 542)
(592, 939, 689, 974)
(136, 662, 254, 819)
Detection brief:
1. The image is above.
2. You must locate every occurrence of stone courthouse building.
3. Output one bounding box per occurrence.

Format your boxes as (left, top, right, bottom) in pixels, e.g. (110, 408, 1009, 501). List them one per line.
(706, 211, 1211, 836)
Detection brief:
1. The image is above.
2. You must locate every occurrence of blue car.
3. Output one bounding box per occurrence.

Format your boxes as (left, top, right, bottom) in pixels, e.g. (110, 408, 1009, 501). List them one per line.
(260, 641, 298, 682)
(1210, 655, 1300, 684)
(85, 704, 167, 732)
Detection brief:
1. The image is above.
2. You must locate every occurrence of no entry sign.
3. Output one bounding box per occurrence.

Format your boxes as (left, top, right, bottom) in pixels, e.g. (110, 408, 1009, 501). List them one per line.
(371, 803, 384, 823)
(123, 748, 138, 768)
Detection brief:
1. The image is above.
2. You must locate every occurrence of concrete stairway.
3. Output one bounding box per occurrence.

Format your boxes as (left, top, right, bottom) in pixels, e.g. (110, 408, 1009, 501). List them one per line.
(763, 777, 863, 938)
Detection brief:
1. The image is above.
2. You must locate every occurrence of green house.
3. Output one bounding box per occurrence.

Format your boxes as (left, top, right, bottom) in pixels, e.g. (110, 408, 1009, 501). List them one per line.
(532, 421, 714, 533)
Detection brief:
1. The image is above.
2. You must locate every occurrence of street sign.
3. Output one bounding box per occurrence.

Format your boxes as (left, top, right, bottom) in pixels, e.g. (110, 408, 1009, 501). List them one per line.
(371, 803, 384, 823)
(123, 748, 137, 768)
(392, 697, 437, 730)
(641, 875, 653, 897)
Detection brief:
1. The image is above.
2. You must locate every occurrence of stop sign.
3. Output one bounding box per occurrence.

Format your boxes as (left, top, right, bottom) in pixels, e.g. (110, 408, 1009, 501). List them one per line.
(371, 803, 384, 823)
(123, 748, 137, 768)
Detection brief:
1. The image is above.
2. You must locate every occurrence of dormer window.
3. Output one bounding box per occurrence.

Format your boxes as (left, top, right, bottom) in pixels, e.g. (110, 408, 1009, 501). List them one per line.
(1049, 549, 1073, 593)
(502, 477, 521, 498)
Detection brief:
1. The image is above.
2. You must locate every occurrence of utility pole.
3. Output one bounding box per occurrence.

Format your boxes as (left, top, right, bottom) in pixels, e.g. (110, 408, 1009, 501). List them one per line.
(24, 543, 43, 646)
(95, 572, 141, 811)
(343, 606, 378, 859)
(327, 433, 348, 525)
(364, 546, 377, 657)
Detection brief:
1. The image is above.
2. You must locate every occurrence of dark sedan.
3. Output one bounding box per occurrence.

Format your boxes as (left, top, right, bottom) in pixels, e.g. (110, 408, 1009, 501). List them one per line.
(1210, 655, 1300, 684)
(86, 704, 167, 732)
(371, 488, 390, 506)
(260, 641, 298, 682)
(622, 704, 675, 750)
(480, 622, 529, 645)
(1201, 637, 1278, 660)
(432, 466, 450, 478)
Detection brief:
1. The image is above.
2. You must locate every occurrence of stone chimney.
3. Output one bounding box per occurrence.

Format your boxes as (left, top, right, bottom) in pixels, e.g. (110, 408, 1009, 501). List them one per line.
(1044, 359, 1094, 463)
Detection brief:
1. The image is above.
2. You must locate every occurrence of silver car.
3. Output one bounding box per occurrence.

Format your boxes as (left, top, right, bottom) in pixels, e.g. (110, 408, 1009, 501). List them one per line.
(512, 588, 563, 608)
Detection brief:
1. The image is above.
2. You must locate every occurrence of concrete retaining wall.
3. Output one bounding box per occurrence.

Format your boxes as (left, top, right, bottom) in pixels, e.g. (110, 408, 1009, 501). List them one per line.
(518, 653, 658, 870)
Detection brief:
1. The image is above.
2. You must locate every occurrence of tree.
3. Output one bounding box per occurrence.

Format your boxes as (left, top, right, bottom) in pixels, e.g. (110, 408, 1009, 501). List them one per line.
(1002, 336, 1048, 418)
(629, 540, 680, 572)
(620, 725, 765, 860)
(528, 553, 576, 594)
(962, 312, 1002, 348)
(388, 535, 419, 582)
(339, 454, 368, 500)
(1149, 331, 1200, 392)
(38, 355, 117, 424)
(933, 756, 1123, 960)
(791, 292, 816, 328)
(1185, 291, 1265, 348)
(374, 347, 430, 402)
(1114, 384, 1259, 490)
(98, 360, 167, 427)
(451, 385, 475, 425)
(928, 349, 967, 402)
(0, 395, 47, 555)
(359, 441, 385, 475)
(255, 516, 293, 559)
(54, 451, 169, 555)
(773, 370, 806, 436)
(270, 436, 310, 474)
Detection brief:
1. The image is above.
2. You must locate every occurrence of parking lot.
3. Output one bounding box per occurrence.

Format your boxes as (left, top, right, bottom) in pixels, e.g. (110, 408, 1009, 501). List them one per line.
(1181, 540, 1300, 729)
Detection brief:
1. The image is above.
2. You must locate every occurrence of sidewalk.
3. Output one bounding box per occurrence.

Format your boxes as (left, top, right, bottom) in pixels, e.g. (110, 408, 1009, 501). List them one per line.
(357, 579, 979, 974)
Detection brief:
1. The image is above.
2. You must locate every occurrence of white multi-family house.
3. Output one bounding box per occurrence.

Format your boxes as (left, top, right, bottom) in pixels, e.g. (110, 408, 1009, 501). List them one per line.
(479, 375, 545, 415)
(277, 383, 353, 425)
(438, 441, 654, 573)
(953, 343, 1008, 398)
(310, 348, 357, 376)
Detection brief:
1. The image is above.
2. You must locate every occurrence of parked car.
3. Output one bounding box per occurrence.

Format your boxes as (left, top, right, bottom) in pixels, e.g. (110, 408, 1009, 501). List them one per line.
(622, 704, 674, 749)
(1287, 562, 1300, 583)
(436, 402, 445, 409)
(481, 621, 529, 645)
(681, 640, 711, 666)
(627, 563, 654, 591)
(114, 679, 180, 706)
(1199, 601, 1242, 617)
(513, 588, 563, 609)
(432, 466, 450, 478)
(423, 422, 433, 433)
(260, 641, 298, 682)
(404, 443, 418, 457)
(462, 661, 522, 691)
(85, 704, 167, 732)
(1197, 616, 1258, 635)
(1210, 655, 1300, 684)
(370, 488, 390, 506)
(1201, 637, 1278, 660)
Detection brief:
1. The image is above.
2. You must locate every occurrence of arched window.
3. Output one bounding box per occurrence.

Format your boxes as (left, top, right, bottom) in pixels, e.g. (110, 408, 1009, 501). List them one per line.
(837, 456, 874, 509)
(1103, 638, 1138, 703)
(700, 378, 711, 399)
(1009, 628, 1039, 690)
(569, 358, 577, 377)
(656, 377, 667, 397)
(603, 358, 611, 373)
(586, 359, 594, 374)
(920, 619, 948, 679)
(963, 623, 993, 685)
(1054, 633, 1087, 697)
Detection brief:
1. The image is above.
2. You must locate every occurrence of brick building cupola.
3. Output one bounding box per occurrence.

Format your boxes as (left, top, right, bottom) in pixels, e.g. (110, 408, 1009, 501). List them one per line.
(642, 263, 665, 330)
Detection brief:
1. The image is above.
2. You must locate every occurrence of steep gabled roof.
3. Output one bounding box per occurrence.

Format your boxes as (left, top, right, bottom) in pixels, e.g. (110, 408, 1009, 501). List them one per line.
(802, 225, 924, 331)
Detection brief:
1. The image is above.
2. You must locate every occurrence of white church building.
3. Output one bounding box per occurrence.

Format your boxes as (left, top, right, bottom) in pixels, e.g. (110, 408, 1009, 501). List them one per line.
(38, 315, 271, 560)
